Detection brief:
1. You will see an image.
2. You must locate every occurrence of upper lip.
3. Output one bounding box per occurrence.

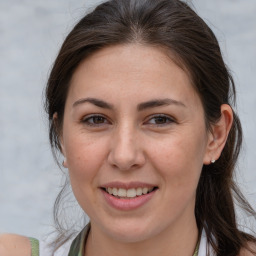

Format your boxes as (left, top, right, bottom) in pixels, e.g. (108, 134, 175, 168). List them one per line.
(100, 181, 158, 189)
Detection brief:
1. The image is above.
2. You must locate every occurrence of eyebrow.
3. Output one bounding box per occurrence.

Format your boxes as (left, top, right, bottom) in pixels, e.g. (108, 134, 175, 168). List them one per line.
(137, 98, 186, 111)
(72, 97, 186, 110)
(73, 97, 114, 109)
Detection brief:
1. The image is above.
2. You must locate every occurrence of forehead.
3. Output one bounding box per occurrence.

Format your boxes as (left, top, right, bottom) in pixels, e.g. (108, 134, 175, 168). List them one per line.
(67, 43, 201, 109)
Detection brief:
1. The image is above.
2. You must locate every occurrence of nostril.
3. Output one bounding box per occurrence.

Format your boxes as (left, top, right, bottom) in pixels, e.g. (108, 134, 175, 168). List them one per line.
(107, 139, 146, 171)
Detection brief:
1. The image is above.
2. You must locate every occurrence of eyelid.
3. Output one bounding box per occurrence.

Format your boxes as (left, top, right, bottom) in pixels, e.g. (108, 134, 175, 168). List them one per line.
(80, 113, 175, 127)
(81, 114, 111, 126)
(144, 114, 175, 125)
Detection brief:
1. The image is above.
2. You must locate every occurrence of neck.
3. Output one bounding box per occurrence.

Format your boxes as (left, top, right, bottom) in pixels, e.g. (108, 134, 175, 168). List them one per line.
(85, 216, 199, 256)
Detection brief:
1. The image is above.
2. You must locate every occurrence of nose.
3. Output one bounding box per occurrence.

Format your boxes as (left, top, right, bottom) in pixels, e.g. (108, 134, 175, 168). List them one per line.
(107, 124, 146, 171)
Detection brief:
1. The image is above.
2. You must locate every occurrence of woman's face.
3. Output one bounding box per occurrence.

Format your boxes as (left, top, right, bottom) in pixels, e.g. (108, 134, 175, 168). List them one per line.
(61, 44, 212, 243)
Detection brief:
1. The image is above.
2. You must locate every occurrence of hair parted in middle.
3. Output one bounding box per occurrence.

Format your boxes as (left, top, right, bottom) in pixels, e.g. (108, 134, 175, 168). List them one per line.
(45, 0, 256, 254)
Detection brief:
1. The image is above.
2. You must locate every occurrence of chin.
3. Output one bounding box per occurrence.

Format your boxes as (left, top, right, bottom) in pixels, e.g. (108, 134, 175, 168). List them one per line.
(109, 229, 152, 243)
(100, 219, 161, 243)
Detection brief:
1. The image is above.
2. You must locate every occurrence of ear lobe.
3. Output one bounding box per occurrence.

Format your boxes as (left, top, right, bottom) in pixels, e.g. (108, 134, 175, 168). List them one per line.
(62, 158, 68, 168)
(203, 104, 233, 165)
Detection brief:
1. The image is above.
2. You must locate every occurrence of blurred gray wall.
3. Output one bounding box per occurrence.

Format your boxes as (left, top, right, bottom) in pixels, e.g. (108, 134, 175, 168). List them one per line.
(0, 0, 255, 239)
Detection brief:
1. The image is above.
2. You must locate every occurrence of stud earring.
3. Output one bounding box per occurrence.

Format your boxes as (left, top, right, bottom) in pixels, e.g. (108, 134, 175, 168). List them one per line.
(211, 159, 216, 164)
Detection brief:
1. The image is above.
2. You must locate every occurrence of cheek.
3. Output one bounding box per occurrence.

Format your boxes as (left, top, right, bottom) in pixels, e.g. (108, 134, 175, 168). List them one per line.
(64, 131, 108, 186)
(63, 133, 109, 212)
(148, 133, 205, 190)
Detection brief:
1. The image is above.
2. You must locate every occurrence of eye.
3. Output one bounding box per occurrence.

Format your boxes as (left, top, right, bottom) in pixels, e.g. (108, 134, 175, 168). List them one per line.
(82, 115, 110, 126)
(146, 115, 175, 126)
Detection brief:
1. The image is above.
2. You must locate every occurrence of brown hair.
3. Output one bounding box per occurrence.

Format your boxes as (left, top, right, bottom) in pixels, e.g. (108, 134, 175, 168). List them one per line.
(45, 0, 256, 254)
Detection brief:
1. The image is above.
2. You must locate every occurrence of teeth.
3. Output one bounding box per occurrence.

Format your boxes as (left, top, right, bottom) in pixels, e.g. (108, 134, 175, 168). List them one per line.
(136, 187, 142, 196)
(127, 188, 136, 198)
(142, 187, 149, 194)
(105, 187, 155, 198)
(112, 188, 118, 196)
(118, 188, 127, 197)
(148, 187, 154, 193)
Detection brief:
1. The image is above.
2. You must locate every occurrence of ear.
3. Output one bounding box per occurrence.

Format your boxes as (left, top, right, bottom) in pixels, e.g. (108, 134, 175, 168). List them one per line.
(203, 104, 233, 165)
(53, 112, 68, 168)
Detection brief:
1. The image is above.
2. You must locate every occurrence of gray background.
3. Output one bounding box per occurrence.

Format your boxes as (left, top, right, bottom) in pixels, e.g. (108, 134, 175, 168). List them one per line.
(0, 0, 255, 239)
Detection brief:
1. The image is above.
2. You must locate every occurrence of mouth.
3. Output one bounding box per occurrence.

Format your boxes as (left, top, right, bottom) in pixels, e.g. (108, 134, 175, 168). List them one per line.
(101, 186, 158, 199)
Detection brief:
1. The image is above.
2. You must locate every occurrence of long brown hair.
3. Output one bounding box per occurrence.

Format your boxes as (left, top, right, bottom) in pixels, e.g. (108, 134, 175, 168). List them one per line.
(45, 0, 256, 254)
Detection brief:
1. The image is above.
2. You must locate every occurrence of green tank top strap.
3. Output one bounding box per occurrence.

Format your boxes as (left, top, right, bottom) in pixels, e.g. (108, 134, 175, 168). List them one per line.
(28, 237, 39, 256)
(193, 241, 199, 256)
(68, 224, 91, 256)
(67, 223, 199, 256)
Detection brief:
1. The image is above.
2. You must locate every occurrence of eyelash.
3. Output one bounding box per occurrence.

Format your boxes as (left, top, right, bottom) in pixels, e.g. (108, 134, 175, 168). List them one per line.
(145, 114, 175, 126)
(81, 114, 175, 127)
(82, 115, 110, 126)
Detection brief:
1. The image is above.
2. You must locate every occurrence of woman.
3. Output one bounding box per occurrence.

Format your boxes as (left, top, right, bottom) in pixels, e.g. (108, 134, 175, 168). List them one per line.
(1, 0, 255, 255)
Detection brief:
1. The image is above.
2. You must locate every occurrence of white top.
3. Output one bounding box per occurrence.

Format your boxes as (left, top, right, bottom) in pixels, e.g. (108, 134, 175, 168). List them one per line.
(39, 229, 213, 256)
(198, 229, 215, 256)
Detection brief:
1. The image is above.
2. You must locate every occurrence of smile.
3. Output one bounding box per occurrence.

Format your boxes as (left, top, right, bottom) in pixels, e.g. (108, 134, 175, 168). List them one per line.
(103, 187, 157, 199)
(101, 184, 158, 210)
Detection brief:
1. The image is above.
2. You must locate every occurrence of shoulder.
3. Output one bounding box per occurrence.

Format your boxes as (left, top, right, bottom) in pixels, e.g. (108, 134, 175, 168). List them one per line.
(239, 242, 256, 256)
(0, 233, 31, 256)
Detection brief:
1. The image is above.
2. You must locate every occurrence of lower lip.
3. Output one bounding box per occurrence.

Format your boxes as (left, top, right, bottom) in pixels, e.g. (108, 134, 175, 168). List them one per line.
(101, 189, 157, 211)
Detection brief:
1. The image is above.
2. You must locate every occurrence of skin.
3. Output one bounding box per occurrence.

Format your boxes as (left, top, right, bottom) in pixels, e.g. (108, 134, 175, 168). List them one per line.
(0, 234, 30, 256)
(60, 44, 233, 256)
(0, 44, 254, 256)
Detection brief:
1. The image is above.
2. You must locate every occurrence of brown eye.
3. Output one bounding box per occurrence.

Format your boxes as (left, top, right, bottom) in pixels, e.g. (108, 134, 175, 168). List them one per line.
(146, 115, 174, 126)
(92, 116, 105, 124)
(82, 115, 109, 126)
(154, 116, 168, 124)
